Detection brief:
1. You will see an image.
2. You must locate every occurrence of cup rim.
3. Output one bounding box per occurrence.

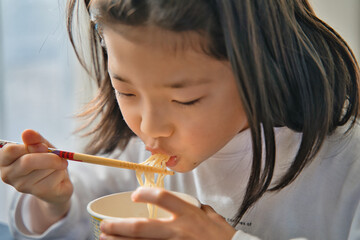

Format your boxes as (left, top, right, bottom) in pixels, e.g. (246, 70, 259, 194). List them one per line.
(87, 190, 200, 220)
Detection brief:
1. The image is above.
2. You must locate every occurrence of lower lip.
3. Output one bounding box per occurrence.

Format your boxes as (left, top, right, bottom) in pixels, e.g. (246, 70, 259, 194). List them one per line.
(166, 156, 178, 167)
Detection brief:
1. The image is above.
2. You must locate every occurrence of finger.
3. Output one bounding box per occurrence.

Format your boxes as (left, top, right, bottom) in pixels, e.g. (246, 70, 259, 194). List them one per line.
(26, 143, 49, 154)
(131, 187, 199, 216)
(101, 218, 173, 239)
(18, 153, 67, 173)
(0, 144, 27, 166)
(201, 204, 226, 222)
(32, 169, 73, 203)
(4, 167, 56, 193)
(1, 153, 68, 182)
(6, 167, 73, 203)
(99, 233, 140, 240)
(21, 129, 55, 148)
(201, 204, 216, 214)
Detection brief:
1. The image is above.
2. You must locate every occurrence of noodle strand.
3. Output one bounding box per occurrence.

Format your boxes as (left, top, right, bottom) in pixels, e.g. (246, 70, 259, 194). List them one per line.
(136, 154, 170, 218)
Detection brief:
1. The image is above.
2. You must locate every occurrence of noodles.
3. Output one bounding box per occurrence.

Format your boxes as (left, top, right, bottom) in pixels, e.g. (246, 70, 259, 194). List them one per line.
(136, 154, 170, 218)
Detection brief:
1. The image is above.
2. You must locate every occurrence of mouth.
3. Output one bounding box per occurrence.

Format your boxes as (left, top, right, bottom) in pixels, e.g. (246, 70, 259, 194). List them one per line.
(166, 155, 178, 167)
(145, 147, 178, 168)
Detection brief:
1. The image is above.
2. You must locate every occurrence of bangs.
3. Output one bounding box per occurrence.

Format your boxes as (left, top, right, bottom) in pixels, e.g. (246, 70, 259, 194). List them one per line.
(101, 24, 218, 59)
(89, 0, 227, 59)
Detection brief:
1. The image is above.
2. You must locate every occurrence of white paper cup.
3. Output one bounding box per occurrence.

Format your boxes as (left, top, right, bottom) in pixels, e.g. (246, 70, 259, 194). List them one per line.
(87, 191, 200, 239)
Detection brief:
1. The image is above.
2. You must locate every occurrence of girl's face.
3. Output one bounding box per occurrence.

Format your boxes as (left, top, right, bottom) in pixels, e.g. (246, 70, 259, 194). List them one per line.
(103, 27, 248, 172)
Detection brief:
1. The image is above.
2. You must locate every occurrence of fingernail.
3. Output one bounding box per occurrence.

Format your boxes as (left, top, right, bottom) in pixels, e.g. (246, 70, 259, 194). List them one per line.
(27, 143, 48, 153)
(131, 189, 140, 201)
(61, 159, 68, 168)
(99, 233, 107, 240)
(134, 186, 143, 192)
(100, 221, 106, 232)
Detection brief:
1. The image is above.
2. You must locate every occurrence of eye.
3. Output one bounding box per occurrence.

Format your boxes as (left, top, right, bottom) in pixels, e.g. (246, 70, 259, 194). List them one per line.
(173, 98, 201, 106)
(115, 90, 135, 97)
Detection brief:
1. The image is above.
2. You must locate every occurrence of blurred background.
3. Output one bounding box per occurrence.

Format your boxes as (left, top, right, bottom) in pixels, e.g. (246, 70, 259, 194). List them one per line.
(0, 0, 95, 228)
(0, 0, 359, 230)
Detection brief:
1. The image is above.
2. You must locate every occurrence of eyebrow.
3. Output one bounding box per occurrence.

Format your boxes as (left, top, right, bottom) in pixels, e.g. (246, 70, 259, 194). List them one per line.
(109, 72, 212, 89)
(110, 72, 130, 83)
(163, 78, 211, 88)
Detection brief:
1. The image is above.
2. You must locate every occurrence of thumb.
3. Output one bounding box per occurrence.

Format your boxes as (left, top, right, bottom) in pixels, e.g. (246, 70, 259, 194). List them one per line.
(21, 129, 55, 151)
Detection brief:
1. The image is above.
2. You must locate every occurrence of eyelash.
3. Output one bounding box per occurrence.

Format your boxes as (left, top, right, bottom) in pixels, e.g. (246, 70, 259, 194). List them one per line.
(115, 90, 201, 106)
(115, 90, 135, 97)
(174, 99, 201, 106)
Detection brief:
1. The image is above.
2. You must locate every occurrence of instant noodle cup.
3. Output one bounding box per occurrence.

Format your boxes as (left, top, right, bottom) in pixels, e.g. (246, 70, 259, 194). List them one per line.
(87, 191, 200, 239)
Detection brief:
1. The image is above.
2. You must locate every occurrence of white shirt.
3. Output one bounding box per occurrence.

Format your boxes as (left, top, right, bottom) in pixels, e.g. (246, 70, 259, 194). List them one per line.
(8, 124, 360, 240)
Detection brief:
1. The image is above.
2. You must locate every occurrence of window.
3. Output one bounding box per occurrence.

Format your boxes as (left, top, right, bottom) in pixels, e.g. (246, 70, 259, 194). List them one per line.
(0, 0, 78, 148)
(0, 0, 93, 224)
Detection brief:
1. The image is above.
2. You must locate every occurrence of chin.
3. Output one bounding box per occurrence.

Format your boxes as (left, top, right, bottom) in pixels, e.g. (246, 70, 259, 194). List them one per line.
(169, 163, 198, 173)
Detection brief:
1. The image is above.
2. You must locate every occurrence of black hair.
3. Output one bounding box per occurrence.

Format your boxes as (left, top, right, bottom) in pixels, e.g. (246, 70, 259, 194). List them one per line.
(66, 0, 359, 226)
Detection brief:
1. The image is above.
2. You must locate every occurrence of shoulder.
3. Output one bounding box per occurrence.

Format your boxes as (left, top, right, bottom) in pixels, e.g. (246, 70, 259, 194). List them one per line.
(314, 121, 360, 186)
(323, 121, 360, 160)
(275, 122, 360, 187)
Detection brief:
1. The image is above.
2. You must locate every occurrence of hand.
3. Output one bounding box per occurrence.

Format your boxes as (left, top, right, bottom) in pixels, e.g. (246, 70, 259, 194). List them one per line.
(0, 129, 73, 232)
(100, 187, 236, 240)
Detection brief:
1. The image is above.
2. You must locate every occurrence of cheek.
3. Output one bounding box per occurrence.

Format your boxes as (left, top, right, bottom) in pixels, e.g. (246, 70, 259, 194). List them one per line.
(178, 100, 246, 158)
(116, 99, 141, 134)
(176, 115, 222, 153)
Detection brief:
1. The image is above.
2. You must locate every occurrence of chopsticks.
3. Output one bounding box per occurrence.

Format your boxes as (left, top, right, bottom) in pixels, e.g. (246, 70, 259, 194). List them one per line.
(0, 140, 174, 175)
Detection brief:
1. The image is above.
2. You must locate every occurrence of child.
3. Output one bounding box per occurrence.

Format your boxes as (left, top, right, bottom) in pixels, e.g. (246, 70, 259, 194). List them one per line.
(0, 0, 359, 239)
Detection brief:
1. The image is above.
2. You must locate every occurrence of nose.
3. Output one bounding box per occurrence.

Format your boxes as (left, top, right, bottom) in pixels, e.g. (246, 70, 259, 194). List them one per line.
(140, 104, 173, 139)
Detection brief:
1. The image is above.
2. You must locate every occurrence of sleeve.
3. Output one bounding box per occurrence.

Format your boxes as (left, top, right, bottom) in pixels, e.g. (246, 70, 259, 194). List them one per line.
(9, 192, 90, 240)
(8, 137, 147, 240)
(231, 230, 308, 240)
(232, 230, 261, 240)
(348, 200, 360, 240)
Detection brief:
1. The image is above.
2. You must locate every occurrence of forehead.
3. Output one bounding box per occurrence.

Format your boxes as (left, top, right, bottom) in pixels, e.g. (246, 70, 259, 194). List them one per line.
(103, 25, 233, 88)
(101, 23, 210, 56)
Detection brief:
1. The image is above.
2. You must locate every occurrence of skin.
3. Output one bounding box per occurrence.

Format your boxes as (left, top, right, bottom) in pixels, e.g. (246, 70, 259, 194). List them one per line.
(99, 26, 248, 239)
(106, 26, 248, 173)
(0, 130, 72, 233)
(0, 26, 248, 239)
(100, 187, 237, 240)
